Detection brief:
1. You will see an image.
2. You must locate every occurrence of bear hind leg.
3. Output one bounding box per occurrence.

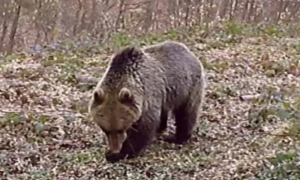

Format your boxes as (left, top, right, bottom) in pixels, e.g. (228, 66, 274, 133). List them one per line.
(157, 108, 168, 135)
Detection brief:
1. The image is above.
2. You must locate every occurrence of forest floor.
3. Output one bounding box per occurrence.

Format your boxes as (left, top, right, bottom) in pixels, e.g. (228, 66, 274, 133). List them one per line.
(0, 24, 300, 180)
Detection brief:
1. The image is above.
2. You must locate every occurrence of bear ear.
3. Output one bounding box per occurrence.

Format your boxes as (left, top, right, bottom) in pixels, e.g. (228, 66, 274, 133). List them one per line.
(118, 87, 133, 104)
(93, 88, 105, 104)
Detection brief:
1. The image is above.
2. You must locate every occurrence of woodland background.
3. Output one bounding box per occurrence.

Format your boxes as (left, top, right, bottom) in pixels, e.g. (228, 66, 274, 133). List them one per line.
(1, 0, 300, 53)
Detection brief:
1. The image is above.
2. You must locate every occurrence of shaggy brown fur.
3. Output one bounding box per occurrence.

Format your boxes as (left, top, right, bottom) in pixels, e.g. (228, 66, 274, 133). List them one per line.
(88, 40, 206, 163)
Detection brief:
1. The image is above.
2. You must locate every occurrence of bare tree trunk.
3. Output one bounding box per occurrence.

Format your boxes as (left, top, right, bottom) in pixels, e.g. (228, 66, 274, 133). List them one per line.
(0, 19, 8, 51)
(253, 3, 263, 23)
(8, 0, 21, 53)
(115, 0, 125, 32)
(34, 0, 42, 45)
(217, 0, 230, 20)
(247, 0, 256, 23)
(196, 0, 203, 24)
(232, 0, 239, 19)
(286, 2, 300, 23)
(204, 0, 214, 24)
(142, 1, 155, 32)
(184, 0, 192, 26)
(90, 0, 97, 37)
(52, 0, 63, 43)
(73, 0, 82, 36)
(242, 0, 249, 22)
(276, 0, 289, 24)
(228, 0, 234, 20)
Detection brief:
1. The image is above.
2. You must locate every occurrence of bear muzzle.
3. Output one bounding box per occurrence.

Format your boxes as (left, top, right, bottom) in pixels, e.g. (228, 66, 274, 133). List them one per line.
(107, 132, 127, 154)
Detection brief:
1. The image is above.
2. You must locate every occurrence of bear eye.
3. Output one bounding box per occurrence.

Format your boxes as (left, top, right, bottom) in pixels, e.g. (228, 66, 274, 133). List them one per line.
(98, 124, 124, 135)
(105, 129, 124, 135)
(116, 130, 124, 134)
(97, 113, 104, 118)
(98, 125, 109, 134)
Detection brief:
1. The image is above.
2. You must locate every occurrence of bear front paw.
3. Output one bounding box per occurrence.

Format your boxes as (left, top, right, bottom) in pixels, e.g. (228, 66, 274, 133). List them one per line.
(163, 134, 191, 145)
(105, 151, 126, 163)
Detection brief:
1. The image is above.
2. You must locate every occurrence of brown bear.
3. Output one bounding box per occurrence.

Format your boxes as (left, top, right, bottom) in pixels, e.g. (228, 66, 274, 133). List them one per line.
(88, 40, 206, 163)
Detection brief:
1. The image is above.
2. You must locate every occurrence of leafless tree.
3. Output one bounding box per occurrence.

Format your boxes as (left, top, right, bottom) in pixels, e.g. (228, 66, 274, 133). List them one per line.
(0, 0, 300, 53)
